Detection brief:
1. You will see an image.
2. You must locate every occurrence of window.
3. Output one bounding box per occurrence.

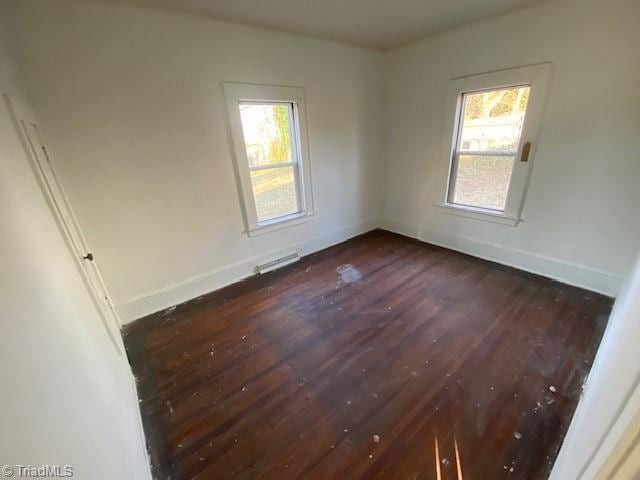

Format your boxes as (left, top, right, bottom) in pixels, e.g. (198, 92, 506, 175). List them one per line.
(451, 86, 530, 211)
(224, 83, 314, 235)
(438, 64, 551, 226)
(240, 103, 301, 222)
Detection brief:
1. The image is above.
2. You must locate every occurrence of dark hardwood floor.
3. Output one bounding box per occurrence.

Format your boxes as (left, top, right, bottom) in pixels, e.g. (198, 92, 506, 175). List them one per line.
(124, 230, 612, 480)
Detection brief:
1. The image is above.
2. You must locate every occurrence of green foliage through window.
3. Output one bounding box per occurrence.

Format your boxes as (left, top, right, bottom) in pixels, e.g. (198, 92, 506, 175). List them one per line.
(268, 104, 293, 164)
(464, 87, 530, 120)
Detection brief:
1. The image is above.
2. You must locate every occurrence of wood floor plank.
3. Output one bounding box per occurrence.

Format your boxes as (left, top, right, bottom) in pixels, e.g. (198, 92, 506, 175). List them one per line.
(124, 230, 612, 479)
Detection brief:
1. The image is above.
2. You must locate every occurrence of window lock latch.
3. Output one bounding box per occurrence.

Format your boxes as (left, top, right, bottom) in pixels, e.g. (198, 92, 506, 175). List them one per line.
(521, 142, 532, 162)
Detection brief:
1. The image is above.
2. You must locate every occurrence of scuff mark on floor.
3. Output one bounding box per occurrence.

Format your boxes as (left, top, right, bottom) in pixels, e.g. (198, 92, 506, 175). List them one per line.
(336, 264, 363, 283)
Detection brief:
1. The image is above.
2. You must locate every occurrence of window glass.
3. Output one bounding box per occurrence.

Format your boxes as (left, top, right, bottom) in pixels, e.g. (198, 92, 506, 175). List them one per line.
(249, 166, 299, 222)
(239, 103, 294, 167)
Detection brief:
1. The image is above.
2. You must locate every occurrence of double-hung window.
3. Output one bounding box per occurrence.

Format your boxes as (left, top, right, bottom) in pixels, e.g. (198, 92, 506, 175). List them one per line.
(438, 64, 551, 226)
(224, 83, 314, 235)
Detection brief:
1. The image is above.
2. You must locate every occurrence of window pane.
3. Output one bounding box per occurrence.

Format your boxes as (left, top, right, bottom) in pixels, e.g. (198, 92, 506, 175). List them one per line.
(452, 154, 515, 211)
(239, 103, 294, 167)
(250, 166, 300, 222)
(459, 86, 530, 153)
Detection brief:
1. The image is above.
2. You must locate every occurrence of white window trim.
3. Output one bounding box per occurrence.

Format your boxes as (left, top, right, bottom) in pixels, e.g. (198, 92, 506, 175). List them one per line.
(223, 82, 314, 236)
(436, 63, 552, 227)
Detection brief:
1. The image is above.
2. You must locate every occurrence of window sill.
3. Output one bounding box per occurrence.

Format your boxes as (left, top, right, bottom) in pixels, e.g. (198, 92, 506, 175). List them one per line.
(435, 203, 520, 227)
(247, 211, 315, 237)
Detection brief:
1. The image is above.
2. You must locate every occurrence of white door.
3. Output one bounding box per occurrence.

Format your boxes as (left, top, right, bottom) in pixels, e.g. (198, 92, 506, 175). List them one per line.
(4, 94, 123, 355)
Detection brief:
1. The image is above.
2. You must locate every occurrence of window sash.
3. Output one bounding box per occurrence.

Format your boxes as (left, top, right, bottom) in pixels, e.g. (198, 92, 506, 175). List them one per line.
(248, 101, 304, 220)
(248, 161, 297, 172)
(250, 163, 304, 224)
(455, 150, 518, 157)
(447, 151, 517, 211)
(448, 88, 525, 210)
(241, 101, 304, 223)
(448, 152, 517, 210)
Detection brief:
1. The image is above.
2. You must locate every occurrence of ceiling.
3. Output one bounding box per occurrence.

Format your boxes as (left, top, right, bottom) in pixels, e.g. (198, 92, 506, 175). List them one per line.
(87, 0, 551, 50)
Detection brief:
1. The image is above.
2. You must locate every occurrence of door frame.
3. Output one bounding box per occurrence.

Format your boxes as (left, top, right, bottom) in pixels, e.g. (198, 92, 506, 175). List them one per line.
(3, 94, 124, 355)
(550, 254, 640, 479)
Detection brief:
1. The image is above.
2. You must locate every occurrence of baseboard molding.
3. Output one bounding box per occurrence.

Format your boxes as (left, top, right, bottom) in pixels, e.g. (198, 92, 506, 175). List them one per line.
(117, 216, 622, 323)
(379, 217, 623, 297)
(116, 218, 378, 324)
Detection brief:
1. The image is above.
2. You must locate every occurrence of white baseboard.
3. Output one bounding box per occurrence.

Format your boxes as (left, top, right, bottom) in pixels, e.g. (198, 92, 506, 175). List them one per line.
(116, 218, 378, 324)
(379, 217, 623, 297)
(117, 216, 622, 324)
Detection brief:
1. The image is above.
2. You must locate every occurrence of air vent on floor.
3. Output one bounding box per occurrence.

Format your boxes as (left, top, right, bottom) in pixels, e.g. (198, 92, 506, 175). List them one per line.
(256, 251, 300, 274)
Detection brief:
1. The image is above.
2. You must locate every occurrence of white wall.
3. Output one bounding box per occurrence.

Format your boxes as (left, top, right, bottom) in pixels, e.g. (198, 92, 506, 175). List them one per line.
(381, 0, 640, 296)
(7, 0, 638, 323)
(0, 1, 150, 477)
(8, 0, 384, 322)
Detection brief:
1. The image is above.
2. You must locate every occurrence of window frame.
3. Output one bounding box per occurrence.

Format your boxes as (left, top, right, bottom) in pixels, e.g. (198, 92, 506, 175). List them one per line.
(436, 64, 552, 226)
(224, 83, 314, 236)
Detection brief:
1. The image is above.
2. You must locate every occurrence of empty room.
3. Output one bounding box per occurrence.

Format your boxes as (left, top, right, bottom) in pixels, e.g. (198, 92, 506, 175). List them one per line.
(1, 0, 640, 478)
